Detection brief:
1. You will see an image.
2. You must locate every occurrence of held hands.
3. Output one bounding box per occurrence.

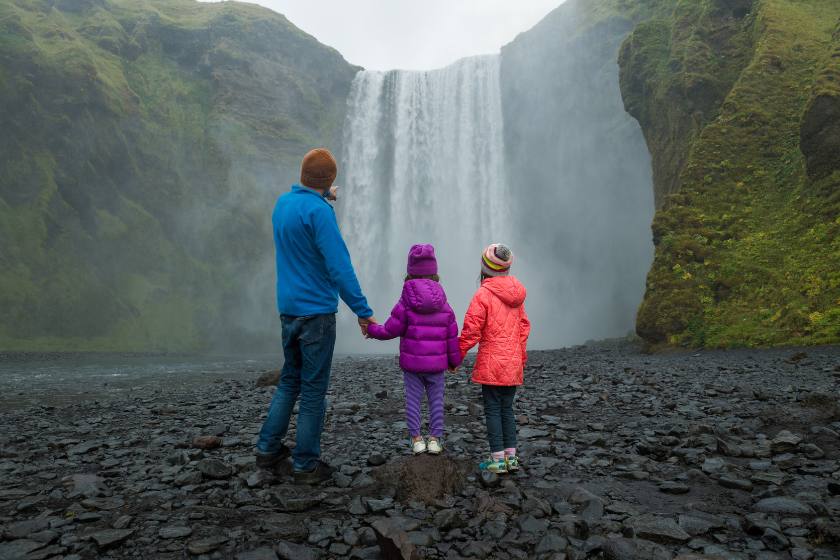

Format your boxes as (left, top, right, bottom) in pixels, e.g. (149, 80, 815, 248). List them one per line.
(327, 185, 339, 201)
(358, 315, 378, 337)
(448, 366, 459, 373)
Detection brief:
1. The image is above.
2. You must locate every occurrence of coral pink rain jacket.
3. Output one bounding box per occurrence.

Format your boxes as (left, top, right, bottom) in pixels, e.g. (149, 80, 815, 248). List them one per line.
(459, 276, 530, 386)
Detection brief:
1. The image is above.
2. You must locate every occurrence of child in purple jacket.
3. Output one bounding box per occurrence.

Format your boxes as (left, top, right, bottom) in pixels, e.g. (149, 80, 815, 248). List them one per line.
(366, 244, 462, 454)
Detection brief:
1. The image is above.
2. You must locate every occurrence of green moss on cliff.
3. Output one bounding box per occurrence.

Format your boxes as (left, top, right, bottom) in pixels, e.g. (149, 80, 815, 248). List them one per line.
(621, 0, 840, 350)
(0, 0, 357, 351)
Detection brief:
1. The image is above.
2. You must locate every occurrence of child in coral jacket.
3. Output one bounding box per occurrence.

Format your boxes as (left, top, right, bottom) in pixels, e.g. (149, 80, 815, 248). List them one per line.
(457, 243, 530, 473)
(366, 244, 462, 455)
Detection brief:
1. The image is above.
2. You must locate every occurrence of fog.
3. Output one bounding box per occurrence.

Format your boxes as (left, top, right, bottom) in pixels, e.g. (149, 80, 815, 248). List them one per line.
(198, 0, 565, 71)
(335, 0, 655, 353)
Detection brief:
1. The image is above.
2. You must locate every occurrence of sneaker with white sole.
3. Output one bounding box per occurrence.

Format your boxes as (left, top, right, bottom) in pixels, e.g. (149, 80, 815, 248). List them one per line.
(505, 455, 519, 472)
(427, 437, 442, 455)
(411, 438, 427, 455)
(478, 455, 508, 473)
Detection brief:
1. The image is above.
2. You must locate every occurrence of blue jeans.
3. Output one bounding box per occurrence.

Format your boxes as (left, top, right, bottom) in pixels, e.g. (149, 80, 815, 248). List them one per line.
(257, 313, 336, 472)
(482, 384, 517, 453)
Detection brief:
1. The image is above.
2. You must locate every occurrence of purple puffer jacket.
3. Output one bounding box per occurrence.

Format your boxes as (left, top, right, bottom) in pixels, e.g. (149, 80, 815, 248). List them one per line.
(367, 279, 462, 374)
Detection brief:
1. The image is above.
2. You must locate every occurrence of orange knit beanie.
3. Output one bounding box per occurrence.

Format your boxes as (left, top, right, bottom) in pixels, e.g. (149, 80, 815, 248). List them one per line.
(300, 149, 337, 189)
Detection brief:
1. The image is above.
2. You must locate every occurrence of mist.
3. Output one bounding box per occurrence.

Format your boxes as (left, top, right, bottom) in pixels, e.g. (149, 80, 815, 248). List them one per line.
(334, 0, 654, 353)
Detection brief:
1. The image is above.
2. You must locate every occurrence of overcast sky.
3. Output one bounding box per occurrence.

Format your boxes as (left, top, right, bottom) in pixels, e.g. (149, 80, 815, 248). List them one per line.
(198, 0, 566, 71)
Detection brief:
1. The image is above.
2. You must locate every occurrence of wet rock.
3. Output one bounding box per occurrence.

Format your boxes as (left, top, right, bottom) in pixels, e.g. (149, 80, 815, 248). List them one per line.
(67, 441, 100, 455)
(718, 476, 754, 492)
(275, 539, 321, 560)
(434, 509, 464, 531)
(608, 502, 649, 517)
(568, 487, 609, 506)
(603, 537, 675, 560)
(0, 539, 45, 559)
(751, 497, 816, 516)
(577, 498, 605, 520)
(679, 513, 726, 536)
(236, 548, 281, 560)
(535, 535, 569, 554)
(659, 482, 690, 494)
(762, 528, 790, 551)
(89, 529, 135, 552)
(716, 438, 742, 457)
(348, 496, 368, 515)
(479, 471, 500, 488)
(160, 525, 192, 539)
(371, 518, 422, 560)
(371, 453, 472, 502)
(625, 515, 691, 545)
(515, 514, 548, 534)
(255, 370, 282, 387)
(770, 431, 802, 455)
(174, 470, 203, 486)
(406, 531, 434, 548)
(82, 481, 111, 498)
(192, 436, 222, 450)
(247, 469, 276, 488)
(3, 518, 49, 539)
(283, 496, 321, 512)
(61, 473, 104, 492)
(351, 472, 376, 488)
(367, 452, 386, 466)
(803, 443, 825, 459)
(196, 458, 233, 479)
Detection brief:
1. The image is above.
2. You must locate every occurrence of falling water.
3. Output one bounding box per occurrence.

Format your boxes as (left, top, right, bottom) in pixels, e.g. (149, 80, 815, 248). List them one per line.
(339, 55, 510, 344)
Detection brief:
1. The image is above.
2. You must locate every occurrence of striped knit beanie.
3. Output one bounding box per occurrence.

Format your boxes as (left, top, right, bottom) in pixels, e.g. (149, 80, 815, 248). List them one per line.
(481, 243, 513, 277)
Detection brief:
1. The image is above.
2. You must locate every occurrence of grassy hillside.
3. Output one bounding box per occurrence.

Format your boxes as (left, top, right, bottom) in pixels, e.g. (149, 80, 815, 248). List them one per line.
(0, 0, 357, 351)
(619, 0, 840, 351)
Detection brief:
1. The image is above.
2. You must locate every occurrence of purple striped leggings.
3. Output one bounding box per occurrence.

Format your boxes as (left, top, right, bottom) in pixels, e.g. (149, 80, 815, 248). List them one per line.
(403, 371, 445, 438)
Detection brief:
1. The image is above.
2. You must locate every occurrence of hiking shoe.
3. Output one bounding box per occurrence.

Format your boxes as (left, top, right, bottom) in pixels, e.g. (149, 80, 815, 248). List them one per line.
(255, 443, 291, 469)
(505, 456, 519, 472)
(479, 455, 508, 473)
(427, 437, 442, 455)
(411, 438, 427, 455)
(294, 460, 335, 485)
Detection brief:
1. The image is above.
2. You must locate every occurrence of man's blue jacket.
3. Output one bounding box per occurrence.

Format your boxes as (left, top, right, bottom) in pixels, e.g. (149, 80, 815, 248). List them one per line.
(273, 185, 373, 318)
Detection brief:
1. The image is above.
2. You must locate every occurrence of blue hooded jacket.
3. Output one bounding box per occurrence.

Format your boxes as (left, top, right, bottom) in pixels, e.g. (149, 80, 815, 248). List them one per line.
(273, 185, 372, 318)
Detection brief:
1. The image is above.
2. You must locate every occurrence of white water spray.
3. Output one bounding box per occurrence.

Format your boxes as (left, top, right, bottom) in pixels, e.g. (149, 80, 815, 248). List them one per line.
(339, 55, 510, 340)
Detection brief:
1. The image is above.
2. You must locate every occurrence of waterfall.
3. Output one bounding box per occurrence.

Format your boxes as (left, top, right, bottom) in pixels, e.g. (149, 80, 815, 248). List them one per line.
(338, 46, 655, 351)
(339, 55, 510, 340)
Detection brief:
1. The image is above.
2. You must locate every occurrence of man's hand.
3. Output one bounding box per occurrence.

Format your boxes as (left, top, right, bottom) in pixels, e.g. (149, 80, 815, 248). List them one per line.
(327, 185, 339, 201)
(358, 315, 378, 337)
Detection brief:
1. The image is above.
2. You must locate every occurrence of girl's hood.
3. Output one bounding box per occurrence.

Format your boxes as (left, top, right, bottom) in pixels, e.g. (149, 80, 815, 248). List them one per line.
(483, 276, 526, 307)
(401, 279, 447, 314)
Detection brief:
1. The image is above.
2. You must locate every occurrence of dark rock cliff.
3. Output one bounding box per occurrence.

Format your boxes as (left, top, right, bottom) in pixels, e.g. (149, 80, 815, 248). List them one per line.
(619, 0, 840, 351)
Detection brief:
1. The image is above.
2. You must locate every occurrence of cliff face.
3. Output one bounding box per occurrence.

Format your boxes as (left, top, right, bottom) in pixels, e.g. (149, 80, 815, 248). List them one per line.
(619, 0, 840, 350)
(0, 0, 357, 350)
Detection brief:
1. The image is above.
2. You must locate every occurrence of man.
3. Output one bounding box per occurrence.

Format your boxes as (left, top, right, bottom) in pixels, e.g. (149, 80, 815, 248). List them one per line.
(255, 148, 377, 484)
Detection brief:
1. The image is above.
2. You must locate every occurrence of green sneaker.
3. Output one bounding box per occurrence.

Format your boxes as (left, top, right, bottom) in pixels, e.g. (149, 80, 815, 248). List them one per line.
(505, 456, 519, 472)
(479, 455, 508, 473)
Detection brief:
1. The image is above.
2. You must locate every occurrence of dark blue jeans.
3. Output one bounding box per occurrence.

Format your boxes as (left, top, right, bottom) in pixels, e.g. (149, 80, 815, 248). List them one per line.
(257, 313, 336, 472)
(482, 384, 517, 453)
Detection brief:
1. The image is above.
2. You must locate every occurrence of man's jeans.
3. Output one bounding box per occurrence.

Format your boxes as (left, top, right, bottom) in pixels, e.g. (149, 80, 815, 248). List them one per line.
(481, 384, 517, 453)
(257, 313, 336, 472)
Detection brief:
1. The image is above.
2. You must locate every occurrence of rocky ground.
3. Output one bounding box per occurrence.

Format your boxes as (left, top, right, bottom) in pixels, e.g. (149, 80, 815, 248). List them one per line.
(2, 343, 840, 560)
